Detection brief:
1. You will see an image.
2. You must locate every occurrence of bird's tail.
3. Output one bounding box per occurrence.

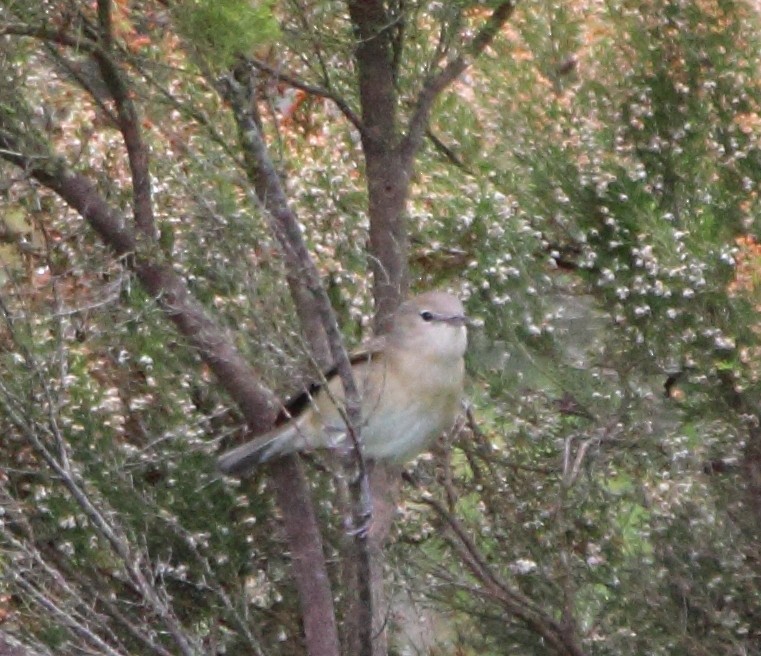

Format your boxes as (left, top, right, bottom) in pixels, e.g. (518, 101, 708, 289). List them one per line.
(217, 424, 302, 476)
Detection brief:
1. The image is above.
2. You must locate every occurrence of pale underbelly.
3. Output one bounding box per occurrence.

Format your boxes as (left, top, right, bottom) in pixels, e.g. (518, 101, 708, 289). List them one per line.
(360, 396, 455, 462)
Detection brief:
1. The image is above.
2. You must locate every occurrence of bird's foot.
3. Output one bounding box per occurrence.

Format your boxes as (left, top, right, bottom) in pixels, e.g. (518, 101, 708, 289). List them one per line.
(344, 474, 373, 538)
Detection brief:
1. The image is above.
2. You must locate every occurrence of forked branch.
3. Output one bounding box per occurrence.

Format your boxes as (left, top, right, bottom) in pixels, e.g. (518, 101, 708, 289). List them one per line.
(402, 2, 517, 163)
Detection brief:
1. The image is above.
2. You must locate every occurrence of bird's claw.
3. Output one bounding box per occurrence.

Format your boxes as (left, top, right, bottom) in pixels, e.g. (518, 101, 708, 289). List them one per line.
(345, 479, 373, 538)
(346, 514, 372, 539)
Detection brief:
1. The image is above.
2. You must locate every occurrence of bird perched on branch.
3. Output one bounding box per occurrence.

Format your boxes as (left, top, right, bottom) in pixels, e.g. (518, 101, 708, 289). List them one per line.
(217, 291, 468, 475)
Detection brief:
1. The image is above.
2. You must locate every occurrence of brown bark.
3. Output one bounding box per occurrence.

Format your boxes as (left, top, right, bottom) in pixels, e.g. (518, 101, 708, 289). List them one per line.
(367, 463, 401, 655)
(345, 4, 520, 654)
(365, 151, 411, 334)
(342, 6, 406, 651)
(270, 458, 341, 656)
(222, 73, 377, 656)
(347, 0, 409, 332)
(2, 4, 521, 653)
(346, 1, 518, 332)
(94, 0, 156, 239)
(0, 140, 279, 434)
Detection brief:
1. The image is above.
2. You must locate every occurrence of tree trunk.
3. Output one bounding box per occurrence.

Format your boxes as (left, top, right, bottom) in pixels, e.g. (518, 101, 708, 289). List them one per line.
(366, 149, 411, 333)
(347, 0, 409, 332)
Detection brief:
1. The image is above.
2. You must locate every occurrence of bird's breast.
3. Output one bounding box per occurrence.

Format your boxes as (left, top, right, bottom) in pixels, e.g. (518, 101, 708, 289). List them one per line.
(359, 352, 464, 462)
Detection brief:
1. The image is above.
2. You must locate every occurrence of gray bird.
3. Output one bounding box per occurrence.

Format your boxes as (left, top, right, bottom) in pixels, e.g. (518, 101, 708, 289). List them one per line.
(217, 292, 468, 475)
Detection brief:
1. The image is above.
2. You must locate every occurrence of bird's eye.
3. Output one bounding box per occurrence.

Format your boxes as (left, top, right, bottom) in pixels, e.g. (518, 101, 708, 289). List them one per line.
(420, 311, 434, 322)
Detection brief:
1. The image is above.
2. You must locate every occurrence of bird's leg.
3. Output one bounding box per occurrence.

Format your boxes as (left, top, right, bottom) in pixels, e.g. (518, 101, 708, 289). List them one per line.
(332, 424, 373, 537)
(345, 467, 373, 538)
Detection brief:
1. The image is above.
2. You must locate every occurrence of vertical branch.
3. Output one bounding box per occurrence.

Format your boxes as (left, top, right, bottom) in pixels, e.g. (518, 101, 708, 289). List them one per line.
(346, 1, 516, 328)
(342, 4, 519, 653)
(221, 74, 376, 656)
(347, 0, 408, 332)
(267, 457, 341, 656)
(96, 0, 114, 48)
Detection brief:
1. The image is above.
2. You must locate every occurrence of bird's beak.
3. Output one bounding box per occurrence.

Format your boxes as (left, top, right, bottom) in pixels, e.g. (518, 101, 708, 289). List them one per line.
(443, 314, 469, 327)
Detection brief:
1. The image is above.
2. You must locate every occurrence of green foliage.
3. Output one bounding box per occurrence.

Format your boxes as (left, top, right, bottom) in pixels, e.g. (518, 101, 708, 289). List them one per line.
(385, 1, 761, 654)
(174, 0, 280, 67)
(2, 0, 761, 654)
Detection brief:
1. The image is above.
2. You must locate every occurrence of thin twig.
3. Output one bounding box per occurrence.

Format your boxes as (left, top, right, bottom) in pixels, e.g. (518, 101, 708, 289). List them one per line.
(248, 57, 364, 134)
(0, 386, 201, 656)
(422, 495, 588, 656)
(426, 127, 473, 173)
(402, 2, 517, 163)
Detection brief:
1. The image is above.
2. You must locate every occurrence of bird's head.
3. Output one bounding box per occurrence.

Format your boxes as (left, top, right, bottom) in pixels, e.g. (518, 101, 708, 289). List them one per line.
(390, 291, 468, 361)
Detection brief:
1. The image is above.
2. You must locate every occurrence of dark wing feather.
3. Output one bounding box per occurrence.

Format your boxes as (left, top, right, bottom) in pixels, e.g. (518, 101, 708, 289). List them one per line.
(274, 337, 386, 426)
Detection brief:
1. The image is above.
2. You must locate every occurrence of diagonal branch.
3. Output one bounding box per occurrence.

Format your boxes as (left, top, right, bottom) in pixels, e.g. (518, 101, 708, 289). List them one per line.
(401, 1, 517, 164)
(423, 496, 587, 656)
(0, 126, 282, 653)
(0, 129, 278, 433)
(248, 56, 364, 134)
(219, 74, 362, 433)
(93, 0, 155, 238)
(220, 71, 370, 656)
(0, 120, 339, 655)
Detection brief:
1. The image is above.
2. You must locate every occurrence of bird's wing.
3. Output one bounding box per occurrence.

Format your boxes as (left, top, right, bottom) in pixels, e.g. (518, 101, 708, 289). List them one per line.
(274, 337, 387, 425)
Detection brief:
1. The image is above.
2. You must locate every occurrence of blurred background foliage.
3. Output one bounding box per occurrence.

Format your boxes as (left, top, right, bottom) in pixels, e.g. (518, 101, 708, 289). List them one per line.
(0, 0, 760, 654)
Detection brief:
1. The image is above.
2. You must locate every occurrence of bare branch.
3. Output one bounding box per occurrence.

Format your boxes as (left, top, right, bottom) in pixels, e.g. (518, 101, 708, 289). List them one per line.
(402, 2, 517, 165)
(0, 128, 278, 432)
(7, 520, 176, 656)
(0, 23, 99, 52)
(426, 127, 473, 173)
(248, 57, 364, 134)
(423, 496, 588, 656)
(44, 46, 119, 123)
(346, 0, 411, 329)
(220, 72, 369, 656)
(219, 72, 362, 433)
(1, 15, 245, 171)
(92, 0, 156, 238)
